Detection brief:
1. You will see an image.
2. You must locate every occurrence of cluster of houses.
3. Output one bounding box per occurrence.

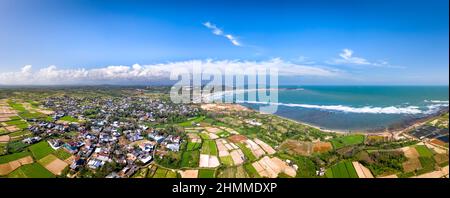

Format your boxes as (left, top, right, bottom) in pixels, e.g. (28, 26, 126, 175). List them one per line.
(22, 95, 200, 178)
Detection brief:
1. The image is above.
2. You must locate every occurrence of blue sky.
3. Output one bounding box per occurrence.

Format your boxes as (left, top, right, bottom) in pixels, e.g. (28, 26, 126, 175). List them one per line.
(0, 0, 448, 85)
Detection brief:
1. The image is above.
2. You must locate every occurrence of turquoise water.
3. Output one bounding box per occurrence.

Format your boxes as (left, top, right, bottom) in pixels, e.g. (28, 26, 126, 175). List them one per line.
(229, 86, 449, 132)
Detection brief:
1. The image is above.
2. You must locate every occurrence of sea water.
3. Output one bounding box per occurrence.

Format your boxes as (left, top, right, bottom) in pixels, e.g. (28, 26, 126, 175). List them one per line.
(228, 86, 449, 132)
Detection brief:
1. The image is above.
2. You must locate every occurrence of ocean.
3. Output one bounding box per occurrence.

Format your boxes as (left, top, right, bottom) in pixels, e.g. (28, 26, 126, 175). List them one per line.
(223, 86, 449, 132)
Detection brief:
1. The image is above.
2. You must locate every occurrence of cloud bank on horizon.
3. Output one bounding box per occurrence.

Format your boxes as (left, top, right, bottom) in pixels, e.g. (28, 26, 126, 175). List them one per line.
(0, 58, 340, 85)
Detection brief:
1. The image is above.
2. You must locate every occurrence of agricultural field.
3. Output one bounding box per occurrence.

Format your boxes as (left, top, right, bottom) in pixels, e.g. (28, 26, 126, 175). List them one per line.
(415, 145, 433, 157)
(330, 134, 365, 149)
(59, 116, 79, 123)
(178, 116, 205, 127)
(219, 155, 234, 166)
(7, 163, 55, 178)
(198, 132, 210, 140)
(0, 143, 6, 155)
(325, 161, 358, 178)
(243, 163, 261, 178)
(150, 167, 178, 178)
(6, 141, 28, 153)
(52, 148, 72, 160)
(5, 119, 29, 130)
(201, 140, 218, 156)
(198, 169, 215, 178)
(236, 143, 257, 161)
(38, 154, 59, 167)
(0, 151, 31, 164)
(180, 150, 200, 168)
(0, 128, 8, 135)
(186, 142, 202, 151)
(217, 166, 250, 178)
(29, 141, 54, 160)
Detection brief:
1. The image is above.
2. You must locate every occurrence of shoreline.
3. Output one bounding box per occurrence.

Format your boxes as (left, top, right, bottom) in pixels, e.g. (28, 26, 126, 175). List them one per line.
(235, 103, 449, 136)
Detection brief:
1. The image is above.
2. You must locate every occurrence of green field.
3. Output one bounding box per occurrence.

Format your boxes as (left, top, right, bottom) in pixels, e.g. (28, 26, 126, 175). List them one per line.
(7, 163, 55, 178)
(236, 143, 256, 161)
(0, 151, 31, 164)
(186, 142, 202, 151)
(8, 130, 31, 138)
(218, 166, 250, 178)
(180, 150, 200, 167)
(330, 134, 365, 149)
(38, 154, 58, 166)
(150, 167, 177, 178)
(131, 168, 148, 178)
(6, 141, 28, 153)
(220, 155, 234, 166)
(417, 157, 436, 174)
(8, 102, 26, 112)
(0, 143, 7, 155)
(53, 148, 72, 160)
(59, 116, 79, 122)
(198, 169, 215, 178)
(198, 132, 210, 140)
(178, 116, 205, 127)
(5, 120, 29, 129)
(29, 141, 54, 160)
(19, 111, 45, 120)
(415, 145, 433, 157)
(201, 140, 218, 156)
(0, 128, 8, 135)
(152, 168, 168, 178)
(326, 161, 358, 178)
(244, 163, 261, 178)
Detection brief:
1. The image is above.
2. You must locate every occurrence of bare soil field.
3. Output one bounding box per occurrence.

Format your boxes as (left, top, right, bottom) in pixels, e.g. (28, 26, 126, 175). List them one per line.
(0, 156, 34, 175)
(312, 141, 333, 153)
(0, 135, 10, 142)
(252, 156, 296, 178)
(64, 155, 76, 164)
(179, 169, 198, 178)
(412, 166, 449, 178)
(430, 139, 447, 147)
(352, 161, 374, 178)
(378, 174, 398, 178)
(205, 127, 221, 134)
(254, 138, 276, 154)
(5, 126, 19, 132)
(215, 139, 230, 157)
(401, 146, 422, 172)
(279, 140, 313, 156)
(199, 154, 220, 168)
(201, 103, 250, 113)
(187, 133, 201, 143)
(45, 158, 68, 175)
(230, 150, 245, 165)
(208, 133, 219, 139)
(245, 139, 266, 158)
(228, 134, 247, 143)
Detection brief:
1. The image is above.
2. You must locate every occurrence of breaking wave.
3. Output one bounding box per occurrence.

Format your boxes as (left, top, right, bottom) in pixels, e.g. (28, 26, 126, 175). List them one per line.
(424, 100, 449, 104)
(238, 101, 449, 114)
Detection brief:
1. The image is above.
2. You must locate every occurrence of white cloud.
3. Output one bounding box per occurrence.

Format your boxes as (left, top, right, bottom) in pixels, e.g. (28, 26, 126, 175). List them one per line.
(331, 49, 404, 68)
(0, 59, 340, 85)
(334, 48, 370, 65)
(203, 21, 241, 46)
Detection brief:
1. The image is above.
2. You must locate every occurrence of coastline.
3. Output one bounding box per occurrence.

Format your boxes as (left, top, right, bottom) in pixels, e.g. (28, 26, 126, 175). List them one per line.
(235, 103, 449, 137)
